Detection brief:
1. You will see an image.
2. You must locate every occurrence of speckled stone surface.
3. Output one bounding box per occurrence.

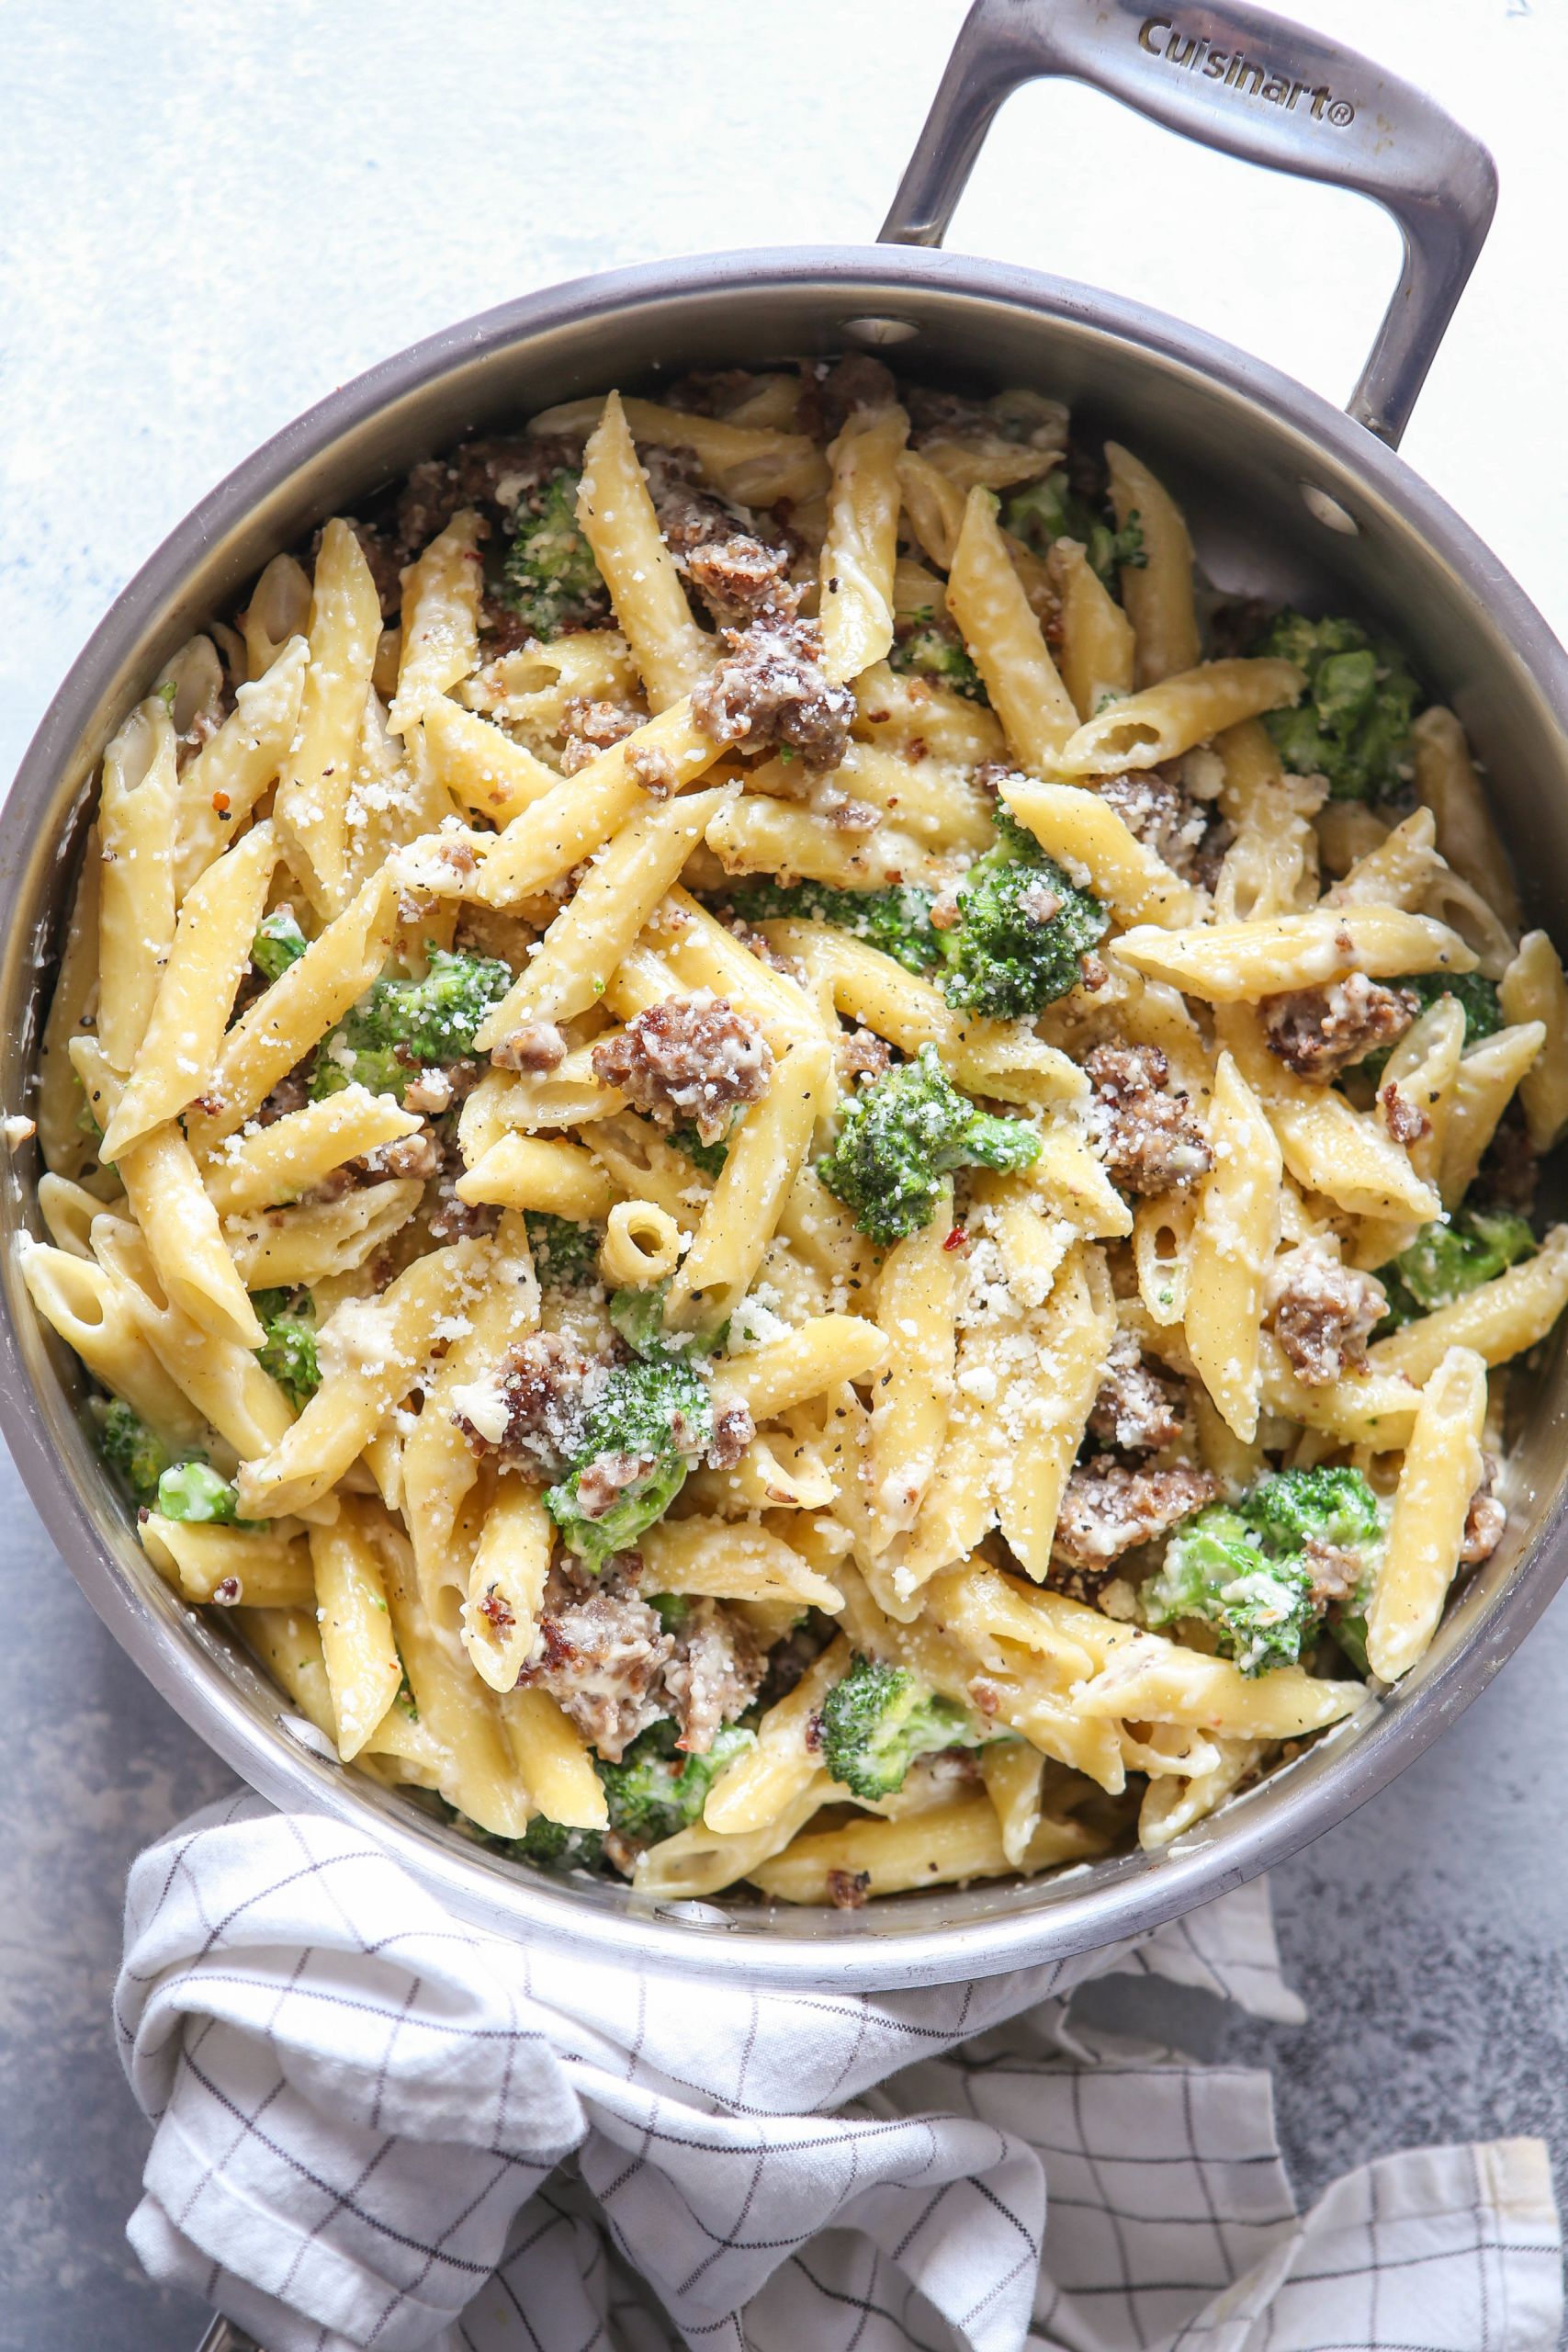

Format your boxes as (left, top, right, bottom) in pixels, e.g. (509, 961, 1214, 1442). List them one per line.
(2, 4, 1566, 2344)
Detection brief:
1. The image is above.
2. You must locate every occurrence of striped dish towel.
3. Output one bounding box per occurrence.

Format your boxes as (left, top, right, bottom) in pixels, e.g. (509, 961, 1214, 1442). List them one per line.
(116, 1794, 1561, 2352)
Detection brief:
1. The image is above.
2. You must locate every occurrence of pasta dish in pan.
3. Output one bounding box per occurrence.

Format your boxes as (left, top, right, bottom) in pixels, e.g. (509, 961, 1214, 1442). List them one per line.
(21, 356, 1568, 1905)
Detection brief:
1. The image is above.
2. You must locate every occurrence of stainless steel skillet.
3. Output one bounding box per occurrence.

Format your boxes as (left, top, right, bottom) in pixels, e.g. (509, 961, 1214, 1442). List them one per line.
(2, 0, 1563, 1990)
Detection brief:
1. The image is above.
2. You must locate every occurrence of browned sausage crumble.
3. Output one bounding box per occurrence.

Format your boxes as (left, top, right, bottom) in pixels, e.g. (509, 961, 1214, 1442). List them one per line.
(1261, 973, 1418, 1079)
(591, 991, 773, 1142)
(1052, 1457, 1220, 1577)
(1084, 1043, 1213, 1196)
(1265, 1241, 1388, 1389)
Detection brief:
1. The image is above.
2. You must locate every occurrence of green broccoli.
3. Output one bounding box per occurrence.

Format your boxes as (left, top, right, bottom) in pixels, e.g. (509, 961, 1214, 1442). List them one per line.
(938, 803, 1108, 1018)
(719, 876, 943, 978)
(1252, 609, 1421, 802)
(513, 1816, 605, 1871)
(97, 1400, 173, 1510)
(524, 1211, 601, 1290)
(155, 1462, 241, 1523)
(500, 469, 610, 640)
(1377, 1203, 1536, 1329)
(546, 1351, 713, 1567)
(607, 1280, 671, 1358)
(511, 1717, 756, 1871)
(1002, 469, 1146, 588)
(819, 1652, 985, 1801)
(312, 946, 512, 1098)
(252, 1287, 320, 1409)
(251, 905, 309, 985)
(818, 1044, 1042, 1244)
(598, 1717, 756, 1846)
(669, 1122, 732, 1178)
(1356, 971, 1502, 1082)
(888, 610, 988, 702)
(1143, 1464, 1385, 1676)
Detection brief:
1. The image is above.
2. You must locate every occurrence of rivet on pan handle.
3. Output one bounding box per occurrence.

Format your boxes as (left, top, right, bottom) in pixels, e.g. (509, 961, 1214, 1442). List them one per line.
(880, 0, 1496, 449)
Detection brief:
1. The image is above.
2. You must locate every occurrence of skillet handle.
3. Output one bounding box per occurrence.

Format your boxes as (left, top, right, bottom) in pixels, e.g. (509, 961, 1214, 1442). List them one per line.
(879, 0, 1496, 449)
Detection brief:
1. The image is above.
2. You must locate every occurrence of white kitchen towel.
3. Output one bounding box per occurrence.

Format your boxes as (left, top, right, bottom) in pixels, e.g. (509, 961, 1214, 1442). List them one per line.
(116, 1793, 1562, 2352)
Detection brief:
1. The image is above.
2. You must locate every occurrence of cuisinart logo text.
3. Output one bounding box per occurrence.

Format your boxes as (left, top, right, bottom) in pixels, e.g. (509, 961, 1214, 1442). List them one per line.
(1137, 17, 1357, 127)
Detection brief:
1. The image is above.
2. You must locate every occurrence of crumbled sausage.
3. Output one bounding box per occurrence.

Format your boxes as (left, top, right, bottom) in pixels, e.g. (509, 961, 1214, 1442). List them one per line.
(254, 1067, 311, 1126)
(1461, 1455, 1506, 1566)
(819, 788, 882, 834)
(1303, 1539, 1366, 1609)
(662, 368, 764, 419)
(705, 1403, 754, 1472)
(904, 386, 995, 440)
(1052, 1456, 1218, 1577)
(664, 1599, 764, 1756)
(361, 1129, 443, 1183)
(626, 741, 678, 797)
(837, 1025, 893, 1087)
(640, 446, 741, 555)
(516, 1555, 673, 1762)
(591, 990, 773, 1142)
(453, 1331, 598, 1477)
(491, 1019, 567, 1074)
(1476, 1108, 1538, 1215)
(558, 695, 643, 776)
(1380, 1079, 1430, 1148)
(827, 1868, 873, 1911)
(1087, 1328, 1186, 1453)
(797, 354, 897, 441)
(1084, 1043, 1213, 1196)
(1097, 766, 1209, 881)
(1261, 974, 1417, 1080)
(1265, 1240, 1387, 1387)
(475, 1584, 516, 1635)
(395, 435, 580, 554)
(685, 534, 797, 631)
(692, 585, 855, 771)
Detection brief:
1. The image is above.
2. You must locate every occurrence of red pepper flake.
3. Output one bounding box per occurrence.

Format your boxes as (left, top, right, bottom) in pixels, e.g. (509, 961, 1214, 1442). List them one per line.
(210, 790, 230, 811)
(942, 1226, 968, 1251)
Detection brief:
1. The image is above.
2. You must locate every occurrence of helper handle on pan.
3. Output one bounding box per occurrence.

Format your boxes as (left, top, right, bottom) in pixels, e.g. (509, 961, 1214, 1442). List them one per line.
(880, 0, 1496, 449)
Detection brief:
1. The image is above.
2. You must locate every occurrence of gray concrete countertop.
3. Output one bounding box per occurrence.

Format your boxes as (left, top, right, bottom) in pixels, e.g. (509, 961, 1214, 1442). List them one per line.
(2, 4, 1565, 2344)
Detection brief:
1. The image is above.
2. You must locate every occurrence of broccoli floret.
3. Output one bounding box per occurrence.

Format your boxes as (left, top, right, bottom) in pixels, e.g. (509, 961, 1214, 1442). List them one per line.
(312, 947, 512, 1098)
(1002, 469, 1146, 588)
(546, 1351, 713, 1567)
(819, 1652, 985, 1801)
(252, 1287, 320, 1409)
(598, 1716, 756, 1846)
(524, 1212, 601, 1290)
(500, 469, 610, 639)
(719, 876, 943, 978)
(669, 1122, 731, 1178)
(1252, 609, 1421, 802)
(607, 1280, 671, 1358)
(888, 609, 988, 702)
(155, 1462, 241, 1523)
(251, 904, 309, 985)
(508, 1717, 756, 1871)
(97, 1400, 173, 1510)
(1356, 971, 1502, 1082)
(938, 803, 1108, 1018)
(1143, 1464, 1385, 1676)
(513, 1815, 605, 1871)
(1377, 1204, 1536, 1329)
(818, 1044, 1042, 1244)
